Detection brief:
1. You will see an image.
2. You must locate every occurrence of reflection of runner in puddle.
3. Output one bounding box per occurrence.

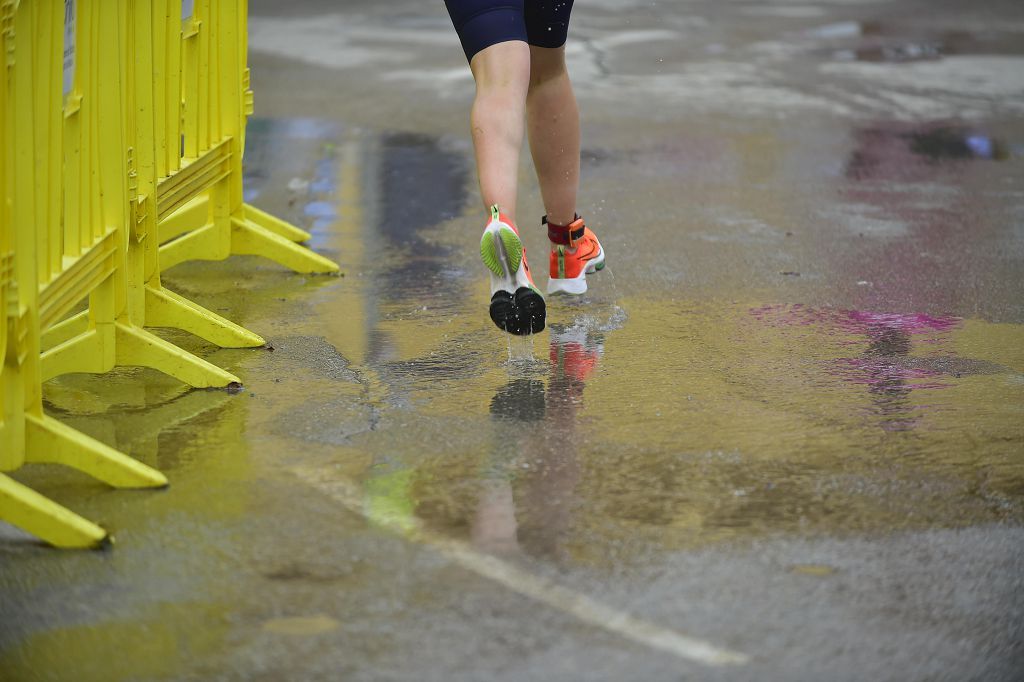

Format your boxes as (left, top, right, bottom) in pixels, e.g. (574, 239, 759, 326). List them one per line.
(751, 306, 1007, 433)
(833, 312, 957, 432)
(473, 327, 603, 559)
(858, 323, 917, 432)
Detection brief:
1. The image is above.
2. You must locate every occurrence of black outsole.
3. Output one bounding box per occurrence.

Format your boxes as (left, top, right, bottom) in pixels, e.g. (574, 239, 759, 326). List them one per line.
(514, 287, 546, 334)
(489, 288, 546, 336)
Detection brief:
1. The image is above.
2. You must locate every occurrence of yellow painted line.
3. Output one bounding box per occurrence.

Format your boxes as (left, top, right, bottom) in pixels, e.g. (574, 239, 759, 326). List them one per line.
(290, 466, 749, 667)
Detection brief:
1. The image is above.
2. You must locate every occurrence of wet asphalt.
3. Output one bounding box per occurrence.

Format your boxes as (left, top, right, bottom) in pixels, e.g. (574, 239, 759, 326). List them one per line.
(2, 0, 1024, 680)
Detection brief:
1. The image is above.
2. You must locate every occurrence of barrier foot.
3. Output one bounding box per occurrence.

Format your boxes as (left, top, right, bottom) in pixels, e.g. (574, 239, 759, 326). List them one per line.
(115, 322, 241, 388)
(231, 215, 339, 274)
(41, 310, 89, 351)
(244, 203, 311, 242)
(160, 195, 209, 244)
(0, 473, 109, 549)
(145, 285, 265, 348)
(24, 413, 168, 488)
(41, 329, 108, 379)
(158, 223, 216, 271)
(40, 324, 240, 388)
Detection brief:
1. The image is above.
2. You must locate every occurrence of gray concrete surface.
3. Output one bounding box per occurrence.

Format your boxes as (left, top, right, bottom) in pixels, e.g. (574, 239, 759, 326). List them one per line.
(2, 0, 1024, 680)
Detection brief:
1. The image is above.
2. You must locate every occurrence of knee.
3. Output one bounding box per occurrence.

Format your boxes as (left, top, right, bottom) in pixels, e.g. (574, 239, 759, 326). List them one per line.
(471, 41, 531, 93)
(528, 47, 568, 90)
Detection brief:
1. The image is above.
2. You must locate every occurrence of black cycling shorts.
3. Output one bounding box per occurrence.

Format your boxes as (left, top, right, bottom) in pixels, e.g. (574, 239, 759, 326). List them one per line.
(444, 0, 575, 62)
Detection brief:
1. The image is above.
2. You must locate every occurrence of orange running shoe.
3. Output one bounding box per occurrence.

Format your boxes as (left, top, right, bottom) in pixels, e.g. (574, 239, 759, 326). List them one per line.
(480, 205, 546, 335)
(546, 215, 605, 296)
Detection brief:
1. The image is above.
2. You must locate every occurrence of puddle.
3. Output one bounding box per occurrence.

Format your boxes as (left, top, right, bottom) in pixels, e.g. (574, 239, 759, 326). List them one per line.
(262, 615, 340, 636)
(835, 43, 943, 64)
(811, 21, 1024, 64)
(376, 132, 468, 240)
(846, 123, 1011, 181)
(750, 305, 1010, 432)
(905, 127, 1006, 162)
(371, 132, 470, 302)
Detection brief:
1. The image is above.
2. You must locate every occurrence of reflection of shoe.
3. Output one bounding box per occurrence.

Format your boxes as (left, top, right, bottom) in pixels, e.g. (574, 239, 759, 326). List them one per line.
(546, 215, 605, 296)
(480, 205, 545, 335)
(490, 378, 546, 422)
(550, 328, 603, 383)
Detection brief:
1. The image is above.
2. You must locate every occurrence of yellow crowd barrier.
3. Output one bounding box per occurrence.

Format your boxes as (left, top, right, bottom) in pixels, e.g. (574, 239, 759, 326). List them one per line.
(157, 0, 338, 274)
(1, 0, 336, 548)
(1, 0, 166, 549)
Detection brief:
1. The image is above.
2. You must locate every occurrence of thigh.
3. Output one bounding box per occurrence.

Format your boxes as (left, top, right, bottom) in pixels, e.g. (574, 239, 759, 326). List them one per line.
(524, 0, 575, 48)
(444, 0, 529, 62)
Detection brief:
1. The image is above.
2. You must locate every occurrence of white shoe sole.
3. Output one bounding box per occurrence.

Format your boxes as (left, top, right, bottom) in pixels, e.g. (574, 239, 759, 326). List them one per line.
(547, 242, 605, 296)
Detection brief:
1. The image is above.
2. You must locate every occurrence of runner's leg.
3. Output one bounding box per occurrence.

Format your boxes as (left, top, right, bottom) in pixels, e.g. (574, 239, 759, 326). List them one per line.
(470, 41, 531, 222)
(526, 45, 580, 229)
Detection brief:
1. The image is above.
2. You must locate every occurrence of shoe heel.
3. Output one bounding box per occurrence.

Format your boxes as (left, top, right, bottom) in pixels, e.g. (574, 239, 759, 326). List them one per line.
(514, 287, 546, 334)
(489, 291, 517, 333)
(488, 288, 546, 335)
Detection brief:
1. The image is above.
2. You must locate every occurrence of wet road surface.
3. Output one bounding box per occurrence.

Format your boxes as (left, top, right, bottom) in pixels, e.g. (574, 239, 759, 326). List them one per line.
(3, 0, 1024, 680)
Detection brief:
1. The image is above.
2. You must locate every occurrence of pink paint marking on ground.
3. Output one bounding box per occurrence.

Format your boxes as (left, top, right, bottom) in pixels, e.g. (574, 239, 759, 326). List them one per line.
(749, 304, 960, 336)
(750, 305, 962, 395)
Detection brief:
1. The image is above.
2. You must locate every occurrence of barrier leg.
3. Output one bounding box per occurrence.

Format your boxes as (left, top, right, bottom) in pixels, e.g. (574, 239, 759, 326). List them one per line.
(24, 413, 167, 488)
(0, 473, 109, 549)
(114, 323, 240, 387)
(40, 329, 109, 378)
(145, 285, 265, 348)
(244, 203, 311, 243)
(40, 324, 240, 388)
(158, 222, 219, 272)
(40, 310, 89, 351)
(39, 291, 260, 351)
(160, 211, 335, 274)
(231, 215, 339, 273)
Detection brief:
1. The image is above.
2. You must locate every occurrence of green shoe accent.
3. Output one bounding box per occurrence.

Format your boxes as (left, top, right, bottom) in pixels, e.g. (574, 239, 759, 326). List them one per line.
(557, 245, 566, 279)
(480, 231, 504, 278)
(498, 227, 523, 274)
(595, 261, 605, 271)
(490, 204, 501, 222)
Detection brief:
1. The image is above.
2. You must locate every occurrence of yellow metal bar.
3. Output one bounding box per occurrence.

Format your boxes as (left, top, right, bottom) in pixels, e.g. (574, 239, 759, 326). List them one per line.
(0, 473, 109, 549)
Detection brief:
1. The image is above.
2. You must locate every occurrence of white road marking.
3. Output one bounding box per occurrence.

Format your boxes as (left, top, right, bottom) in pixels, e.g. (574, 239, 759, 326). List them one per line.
(291, 466, 749, 667)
